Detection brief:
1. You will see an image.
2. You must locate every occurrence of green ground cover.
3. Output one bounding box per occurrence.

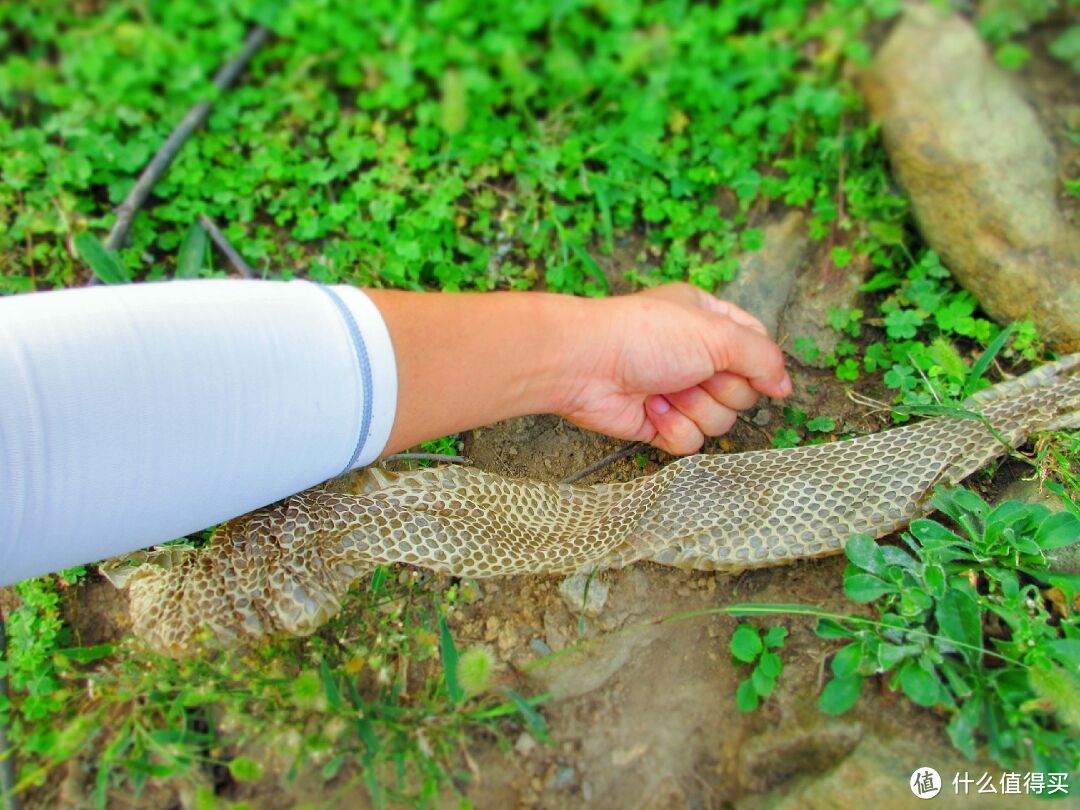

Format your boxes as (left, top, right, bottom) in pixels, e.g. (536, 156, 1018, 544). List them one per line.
(3, 0, 902, 293)
(1, 0, 1078, 806)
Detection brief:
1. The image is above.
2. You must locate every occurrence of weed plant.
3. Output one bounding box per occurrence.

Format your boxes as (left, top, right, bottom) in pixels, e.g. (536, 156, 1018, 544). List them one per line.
(1, 570, 542, 808)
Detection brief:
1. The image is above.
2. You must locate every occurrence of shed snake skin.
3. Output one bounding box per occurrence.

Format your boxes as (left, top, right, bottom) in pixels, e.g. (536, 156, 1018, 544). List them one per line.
(106, 354, 1080, 654)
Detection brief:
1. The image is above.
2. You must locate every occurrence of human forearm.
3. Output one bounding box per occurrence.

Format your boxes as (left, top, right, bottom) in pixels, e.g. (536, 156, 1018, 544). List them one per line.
(366, 289, 586, 456)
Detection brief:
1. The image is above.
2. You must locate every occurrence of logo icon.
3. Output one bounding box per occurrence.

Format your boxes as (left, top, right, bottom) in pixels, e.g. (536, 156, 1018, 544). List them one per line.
(911, 767, 942, 799)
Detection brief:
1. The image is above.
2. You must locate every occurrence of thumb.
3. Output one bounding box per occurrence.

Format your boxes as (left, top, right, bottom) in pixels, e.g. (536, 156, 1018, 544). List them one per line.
(704, 317, 792, 399)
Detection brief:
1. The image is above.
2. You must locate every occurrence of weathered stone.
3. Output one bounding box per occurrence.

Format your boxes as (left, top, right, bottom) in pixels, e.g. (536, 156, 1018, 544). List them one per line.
(753, 735, 1049, 810)
(861, 4, 1080, 351)
(718, 210, 811, 339)
(559, 573, 609, 617)
(778, 251, 867, 368)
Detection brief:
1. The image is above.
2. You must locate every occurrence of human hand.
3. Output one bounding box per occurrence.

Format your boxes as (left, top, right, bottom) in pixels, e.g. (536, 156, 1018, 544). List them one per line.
(555, 283, 791, 455)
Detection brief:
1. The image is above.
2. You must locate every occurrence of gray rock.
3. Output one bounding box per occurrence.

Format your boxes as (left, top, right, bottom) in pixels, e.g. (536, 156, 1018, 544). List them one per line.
(752, 407, 774, 427)
(530, 637, 553, 656)
(996, 478, 1066, 514)
(718, 210, 810, 339)
(559, 573, 609, 617)
(750, 735, 1049, 810)
(778, 254, 867, 368)
(861, 4, 1080, 352)
(554, 765, 576, 789)
(514, 732, 537, 756)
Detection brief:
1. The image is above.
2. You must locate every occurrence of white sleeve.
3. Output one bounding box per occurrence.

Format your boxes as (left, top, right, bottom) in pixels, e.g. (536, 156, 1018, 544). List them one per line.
(0, 279, 398, 585)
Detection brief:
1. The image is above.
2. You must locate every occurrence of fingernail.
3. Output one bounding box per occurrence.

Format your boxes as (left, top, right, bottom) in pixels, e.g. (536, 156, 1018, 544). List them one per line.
(780, 373, 793, 396)
(649, 395, 671, 415)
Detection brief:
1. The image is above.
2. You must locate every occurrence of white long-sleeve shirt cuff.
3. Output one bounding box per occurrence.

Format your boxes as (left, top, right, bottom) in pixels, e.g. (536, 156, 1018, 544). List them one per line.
(0, 279, 397, 585)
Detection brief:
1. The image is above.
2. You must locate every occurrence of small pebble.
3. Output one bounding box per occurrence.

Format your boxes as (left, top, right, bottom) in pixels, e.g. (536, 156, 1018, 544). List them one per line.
(559, 574, 609, 617)
(753, 408, 774, 426)
(514, 732, 537, 756)
(530, 638, 553, 656)
(555, 766, 575, 789)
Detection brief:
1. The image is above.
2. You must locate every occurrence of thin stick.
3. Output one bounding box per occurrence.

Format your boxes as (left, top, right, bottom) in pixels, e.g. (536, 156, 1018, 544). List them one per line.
(198, 215, 256, 279)
(382, 453, 469, 464)
(0, 611, 21, 810)
(104, 26, 270, 252)
(561, 442, 647, 484)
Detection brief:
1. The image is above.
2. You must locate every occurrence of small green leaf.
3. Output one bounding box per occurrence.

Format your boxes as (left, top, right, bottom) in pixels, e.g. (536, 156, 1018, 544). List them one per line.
(815, 617, 855, 640)
(751, 663, 777, 697)
(758, 651, 782, 678)
(176, 223, 207, 278)
(819, 675, 863, 715)
(845, 535, 885, 574)
(899, 662, 941, 707)
(835, 358, 860, 381)
(995, 43, 1030, 71)
(831, 246, 852, 268)
(843, 572, 893, 603)
(922, 563, 946, 597)
(730, 623, 763, 663)
(877, 643, 920, 670)
(772, 427, 801, 448)
(909, 519, 966, 549)
(830, 643, 863, 678)
(740, 227, 763, 251)
(934, 589, 981, 658)
(1047, 639, 1080, 669)
(947, 695, 980, 758)
(228, 756, 263, 782)
(1035, 512, 1080, 550)
(805, 416, 836, 433)
(763, 625, 788, 649)
(735, 678, 760, 712)
(74, 232, 131, 284)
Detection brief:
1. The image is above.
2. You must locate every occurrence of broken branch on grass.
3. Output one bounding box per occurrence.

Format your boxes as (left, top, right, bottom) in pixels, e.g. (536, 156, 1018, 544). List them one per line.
(198, 215, 256, 278)
(105, 25, 270, 252)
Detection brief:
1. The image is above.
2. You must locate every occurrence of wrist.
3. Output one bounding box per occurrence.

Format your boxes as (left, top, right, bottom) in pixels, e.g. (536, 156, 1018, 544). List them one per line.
(528, 292, 599, 417)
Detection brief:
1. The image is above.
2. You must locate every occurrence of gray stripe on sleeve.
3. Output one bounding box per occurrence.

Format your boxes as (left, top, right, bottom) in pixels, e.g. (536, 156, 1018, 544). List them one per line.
(312, 283, 374, 474)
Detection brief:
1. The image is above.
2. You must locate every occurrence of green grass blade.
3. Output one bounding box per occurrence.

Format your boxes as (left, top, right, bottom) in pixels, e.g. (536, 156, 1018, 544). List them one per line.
(439, 615, 464, 704)
(964, 323, 1014, 398)
(501, 687, 552, 744)
(175, 223, 207, 278)
(74, 232, 131, 284)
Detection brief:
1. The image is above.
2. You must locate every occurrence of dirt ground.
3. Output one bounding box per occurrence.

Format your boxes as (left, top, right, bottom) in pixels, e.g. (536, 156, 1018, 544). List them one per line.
(432, 380, 1045, 810)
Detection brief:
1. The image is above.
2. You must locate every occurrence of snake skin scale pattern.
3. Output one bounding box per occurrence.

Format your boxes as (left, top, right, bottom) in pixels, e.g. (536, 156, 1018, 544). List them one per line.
(108, 355, 1080, 655)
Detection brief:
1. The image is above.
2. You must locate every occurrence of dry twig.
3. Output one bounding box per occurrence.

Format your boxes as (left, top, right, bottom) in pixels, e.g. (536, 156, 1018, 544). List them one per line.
(104, 26, 270, 252)
(561, 442, 647, 484)
(198, 215, 256, 279)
